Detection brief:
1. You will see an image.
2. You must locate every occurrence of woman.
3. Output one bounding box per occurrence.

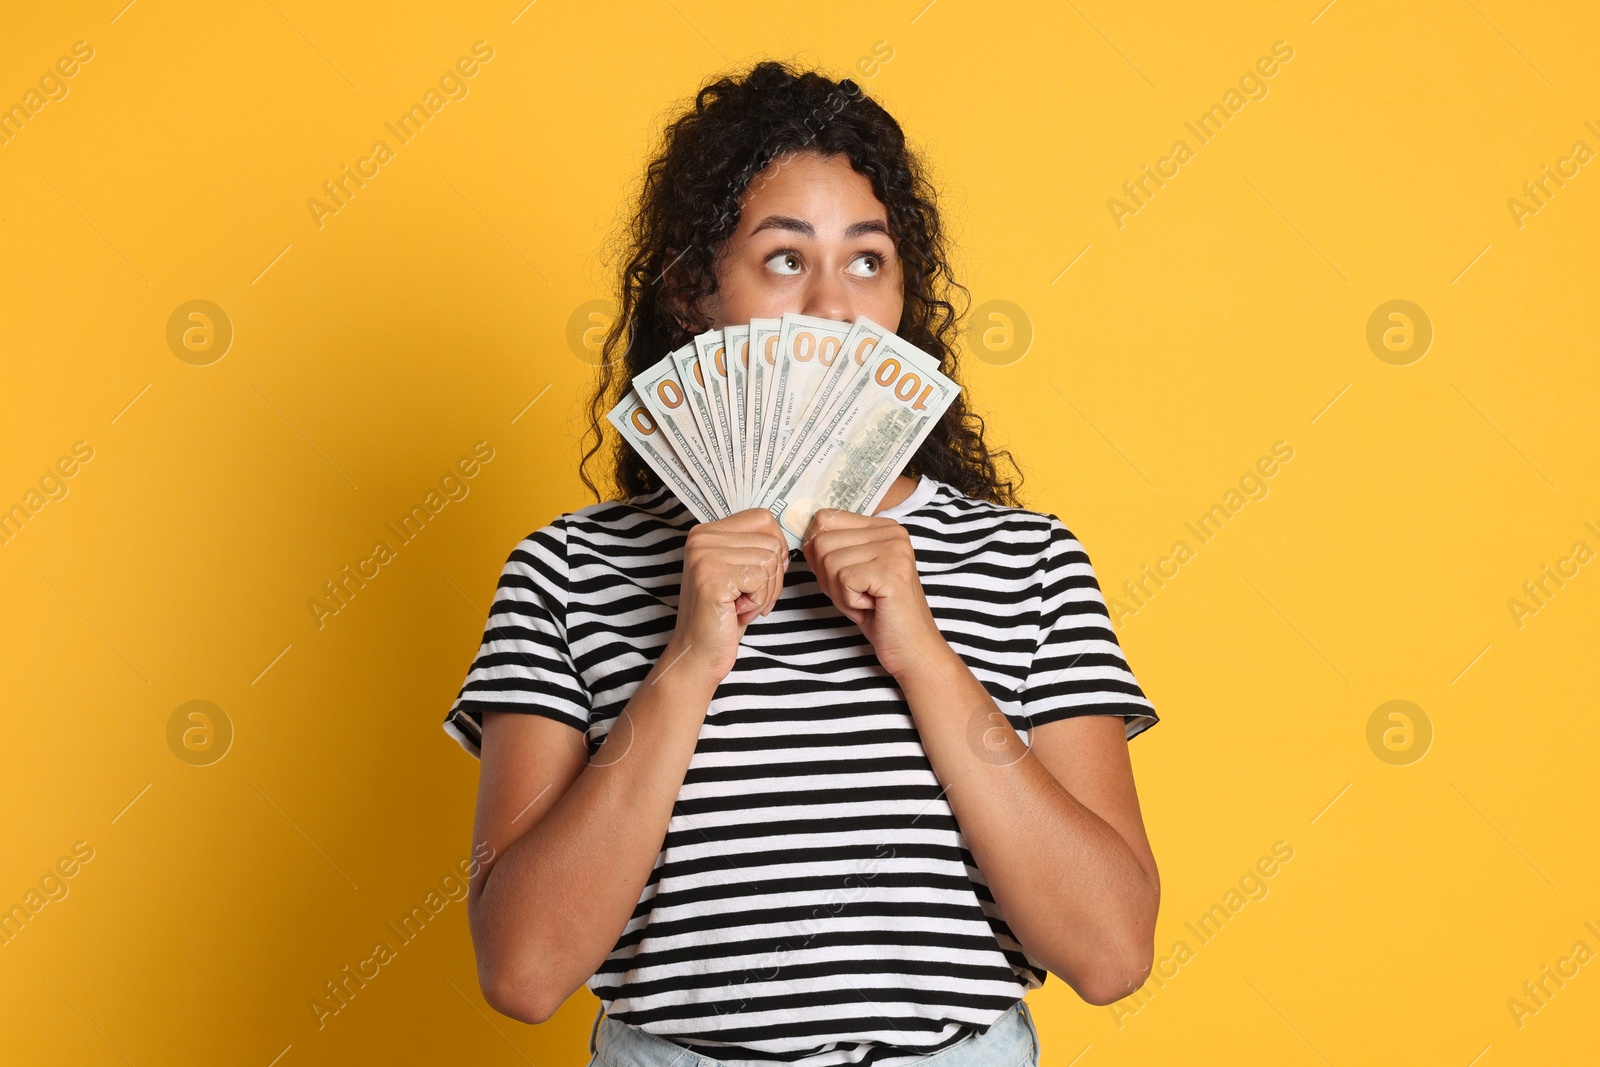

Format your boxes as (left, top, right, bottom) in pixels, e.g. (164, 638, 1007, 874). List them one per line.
(445, 61, 1161, 1067)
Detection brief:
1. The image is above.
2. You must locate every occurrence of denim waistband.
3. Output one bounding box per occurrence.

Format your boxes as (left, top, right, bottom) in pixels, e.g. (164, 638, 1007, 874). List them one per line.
(589, 1000, 1039, 1067)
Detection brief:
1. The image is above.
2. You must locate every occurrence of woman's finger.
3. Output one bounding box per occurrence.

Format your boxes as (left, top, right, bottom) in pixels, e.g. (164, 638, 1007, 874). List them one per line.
(836, 561, 881, 610)
(811, 539, 884, 576)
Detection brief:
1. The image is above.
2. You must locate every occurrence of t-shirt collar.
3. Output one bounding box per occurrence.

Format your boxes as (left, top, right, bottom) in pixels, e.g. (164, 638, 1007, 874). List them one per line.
(873, 473, 940, 520)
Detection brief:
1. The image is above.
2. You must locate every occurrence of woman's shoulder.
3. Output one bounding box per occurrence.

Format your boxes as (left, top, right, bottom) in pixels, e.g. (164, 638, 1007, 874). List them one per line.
(908, 477, 1070, 547)
(507, 484, 693, 560)
(908, 484, 1112, 603)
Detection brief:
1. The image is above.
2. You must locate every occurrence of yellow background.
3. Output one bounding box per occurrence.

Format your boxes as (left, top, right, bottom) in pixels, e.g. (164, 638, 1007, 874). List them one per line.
(3, 0, 1596, 1063)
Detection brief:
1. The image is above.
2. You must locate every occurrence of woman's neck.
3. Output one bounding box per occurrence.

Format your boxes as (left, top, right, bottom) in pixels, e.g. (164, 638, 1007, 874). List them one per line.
(871, 475, 918, 515)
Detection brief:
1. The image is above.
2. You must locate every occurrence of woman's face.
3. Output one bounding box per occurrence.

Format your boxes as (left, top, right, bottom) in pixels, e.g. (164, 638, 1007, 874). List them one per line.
(699, 150, 905, 331)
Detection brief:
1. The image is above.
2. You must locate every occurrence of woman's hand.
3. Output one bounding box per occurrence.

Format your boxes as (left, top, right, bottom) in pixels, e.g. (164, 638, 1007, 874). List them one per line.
(801, 508, 946, 680)
(665, 508, 789, 683)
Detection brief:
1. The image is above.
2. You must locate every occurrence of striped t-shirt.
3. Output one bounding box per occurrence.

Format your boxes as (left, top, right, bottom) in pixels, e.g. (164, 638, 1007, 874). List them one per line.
(443, 474, 1158, 1066)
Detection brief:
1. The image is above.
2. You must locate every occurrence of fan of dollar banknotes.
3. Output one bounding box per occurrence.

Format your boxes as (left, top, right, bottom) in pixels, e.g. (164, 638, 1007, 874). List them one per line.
(607, 313, 960, 550)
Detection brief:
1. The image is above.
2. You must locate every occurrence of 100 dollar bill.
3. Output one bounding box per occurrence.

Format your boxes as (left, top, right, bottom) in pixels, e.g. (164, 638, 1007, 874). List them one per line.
(759, 322, 959, 548)
(634, 348, 731, 517)
(606, 387, 717, 523)
(768, 313, 853, 470)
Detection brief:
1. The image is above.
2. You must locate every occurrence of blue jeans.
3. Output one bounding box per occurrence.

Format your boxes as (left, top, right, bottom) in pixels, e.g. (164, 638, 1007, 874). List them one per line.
(586, 1000, 1041, 1067)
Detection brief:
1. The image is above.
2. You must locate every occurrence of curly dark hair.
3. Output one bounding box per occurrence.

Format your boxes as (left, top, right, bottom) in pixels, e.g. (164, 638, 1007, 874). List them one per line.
(578, 58, 1023, 509)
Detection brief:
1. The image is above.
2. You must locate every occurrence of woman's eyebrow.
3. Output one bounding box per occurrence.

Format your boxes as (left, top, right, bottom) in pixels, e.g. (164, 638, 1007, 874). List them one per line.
(748, 215, 892, 239)
(844, 219, 892, 238)
(748, 215, 812, 237)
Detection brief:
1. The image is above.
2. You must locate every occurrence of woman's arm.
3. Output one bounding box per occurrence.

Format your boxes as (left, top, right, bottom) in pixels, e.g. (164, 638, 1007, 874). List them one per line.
(801, 508, 1159, 1005)
(468, 658, 718, 1023)
(894, 653, 1159, 1005)
(467, 507, 789, 1023)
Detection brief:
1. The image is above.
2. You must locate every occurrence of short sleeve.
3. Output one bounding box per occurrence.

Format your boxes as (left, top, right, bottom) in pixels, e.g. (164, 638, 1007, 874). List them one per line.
(1022, 517, 1159, 741)
(441, 521, 591, 759)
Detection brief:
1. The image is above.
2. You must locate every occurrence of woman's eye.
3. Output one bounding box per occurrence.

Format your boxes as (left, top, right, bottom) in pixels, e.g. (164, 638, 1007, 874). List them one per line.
(848, 254, 881, 278)
(765, 251, 802, 276)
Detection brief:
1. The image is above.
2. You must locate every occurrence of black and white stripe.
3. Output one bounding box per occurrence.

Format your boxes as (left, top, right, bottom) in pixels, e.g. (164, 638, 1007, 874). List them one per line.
(444, 475, 1157, 1066)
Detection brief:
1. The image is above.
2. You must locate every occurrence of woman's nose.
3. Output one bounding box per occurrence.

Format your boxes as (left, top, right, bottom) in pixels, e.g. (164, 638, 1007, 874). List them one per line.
(800, 270, 851, 323)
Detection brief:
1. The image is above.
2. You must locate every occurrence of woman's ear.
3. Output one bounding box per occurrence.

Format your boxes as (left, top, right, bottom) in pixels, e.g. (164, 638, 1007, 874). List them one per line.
(666, 296, 698, 334)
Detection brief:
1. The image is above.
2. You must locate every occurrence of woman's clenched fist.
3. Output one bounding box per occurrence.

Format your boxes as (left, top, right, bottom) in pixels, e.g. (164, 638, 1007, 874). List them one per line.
(801, 508, 945, 681)
(662, 508, 789, 683)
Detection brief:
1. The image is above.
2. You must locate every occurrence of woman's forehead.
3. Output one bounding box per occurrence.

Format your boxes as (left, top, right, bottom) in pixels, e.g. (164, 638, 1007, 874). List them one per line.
(736, 153, 887, 232)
